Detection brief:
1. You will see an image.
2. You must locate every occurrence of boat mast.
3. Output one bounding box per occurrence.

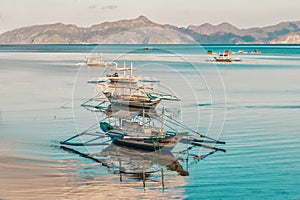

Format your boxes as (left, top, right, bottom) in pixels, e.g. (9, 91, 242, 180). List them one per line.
(130, 62, 133, 77)
(122, 62, 126, 95)
(142, 106, 145, 129)
(130, 62, 133, 95)
(161, 107, 165, 136)
(123, 62, 126, 77)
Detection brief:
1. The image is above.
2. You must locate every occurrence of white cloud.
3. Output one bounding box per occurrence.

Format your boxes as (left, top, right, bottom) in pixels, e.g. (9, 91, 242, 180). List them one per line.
(0, 0, 300, 33)
(88, 5, 96, 9)
(101, 5, 118, 10)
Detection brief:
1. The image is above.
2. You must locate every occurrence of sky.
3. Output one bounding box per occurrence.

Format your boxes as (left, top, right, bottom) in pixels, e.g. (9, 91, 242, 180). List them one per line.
(0, 0, 300, 33)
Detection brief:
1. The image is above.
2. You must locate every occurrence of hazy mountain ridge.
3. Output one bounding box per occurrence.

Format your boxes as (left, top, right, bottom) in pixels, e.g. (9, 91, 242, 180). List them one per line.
(0, 15, 299, 44)
(188, 21, 300, 43)
(270, 32, 300, 44)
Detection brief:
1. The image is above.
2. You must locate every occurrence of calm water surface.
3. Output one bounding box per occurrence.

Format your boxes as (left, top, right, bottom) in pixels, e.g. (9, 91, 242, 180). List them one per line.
(0, 44, 299, 199)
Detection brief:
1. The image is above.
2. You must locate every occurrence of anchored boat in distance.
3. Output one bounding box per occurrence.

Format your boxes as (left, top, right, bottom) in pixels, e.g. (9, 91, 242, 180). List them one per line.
(76, 53, 112, 67)
(214, 53, 242, 62)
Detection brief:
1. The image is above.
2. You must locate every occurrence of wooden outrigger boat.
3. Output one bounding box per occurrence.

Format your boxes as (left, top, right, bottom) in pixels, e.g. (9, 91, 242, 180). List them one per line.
(106, 133, 185, 152)
(100, 65, 178, 109)
(214, 53, 242, 62)
(98, 108, 183, 152)
(214, 53, 233, 62)
(224, 50, 235, 54)
(61, 107, 225, 153)
(206, 50, 217, 55)
(237, 50, 248, 54)
(85, 53, 111, 67)
(144, 46, 153, 50)
(251, 49, 262, 54)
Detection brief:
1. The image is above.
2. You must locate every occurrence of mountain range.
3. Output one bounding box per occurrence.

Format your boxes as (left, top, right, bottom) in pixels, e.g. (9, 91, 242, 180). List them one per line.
(0, 15, 300, 44)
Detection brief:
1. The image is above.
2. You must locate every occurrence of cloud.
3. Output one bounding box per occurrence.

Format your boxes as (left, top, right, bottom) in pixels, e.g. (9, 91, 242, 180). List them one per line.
(88, 5, 96, 9)
(101, 5, 118, 10)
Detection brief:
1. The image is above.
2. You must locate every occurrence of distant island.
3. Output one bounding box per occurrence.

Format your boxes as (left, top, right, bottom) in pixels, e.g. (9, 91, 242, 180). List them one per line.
(0, 15, 300, 44)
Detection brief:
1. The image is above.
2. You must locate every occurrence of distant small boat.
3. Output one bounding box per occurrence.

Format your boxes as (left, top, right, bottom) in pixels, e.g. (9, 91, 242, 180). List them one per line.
(144, 46, 153, 50)
(84, 53, 111, 67)
(214, 53, 241, 62)
(224, 50, 236, 55)
(237, 50, 248, 54)
(251, 49, 261, 54)
(214, 53, 233, 62)
(206, 50, 217, 55)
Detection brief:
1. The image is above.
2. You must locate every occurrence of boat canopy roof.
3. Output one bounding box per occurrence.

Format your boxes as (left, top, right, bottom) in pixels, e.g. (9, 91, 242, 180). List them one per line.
(107, 84, 154, 90)
(110, 110, 140, 120)
(110, 109, 159, 120)
(115, 67, 136, 71)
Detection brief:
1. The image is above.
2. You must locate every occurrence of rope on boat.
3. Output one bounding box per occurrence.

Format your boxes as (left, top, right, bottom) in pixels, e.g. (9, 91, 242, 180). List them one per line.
(60, 116, 109, 145)
(162, 121, 178, 133)
(186, 150, 218, 167)
(83, 135, 111, 145)
(162, 115, 225, 144)
(61, 140, 111, 146)
(190, 142, 226, 153)
(156, 137, 160, 150)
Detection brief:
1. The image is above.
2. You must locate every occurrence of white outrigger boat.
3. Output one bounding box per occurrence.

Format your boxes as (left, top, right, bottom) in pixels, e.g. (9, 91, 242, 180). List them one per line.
(61, 106, 226, 153)
(214, 53, 233, 62)
(98, 109, 185, 152)
(85, 53, 112, 67)
(214, 53, 241, 62)
(86, 62, 179, 109)
(76, 53, 112, 67)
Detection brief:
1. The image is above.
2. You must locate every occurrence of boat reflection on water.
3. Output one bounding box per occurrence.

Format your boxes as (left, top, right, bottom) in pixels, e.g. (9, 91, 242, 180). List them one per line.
(60, 142, 219, 189)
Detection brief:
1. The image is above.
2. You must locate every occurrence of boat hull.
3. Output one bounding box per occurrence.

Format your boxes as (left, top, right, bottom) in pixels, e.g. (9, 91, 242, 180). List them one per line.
(214, 57, 232, 62)
(111, 134, 183, 152)
(104, 93, 162, 109)
(87, 63, 107, 67)
(110, 99, 161, 109)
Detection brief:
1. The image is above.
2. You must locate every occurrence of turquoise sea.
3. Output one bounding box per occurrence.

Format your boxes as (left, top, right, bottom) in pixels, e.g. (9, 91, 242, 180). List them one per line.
(0, 44, 299, 199)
